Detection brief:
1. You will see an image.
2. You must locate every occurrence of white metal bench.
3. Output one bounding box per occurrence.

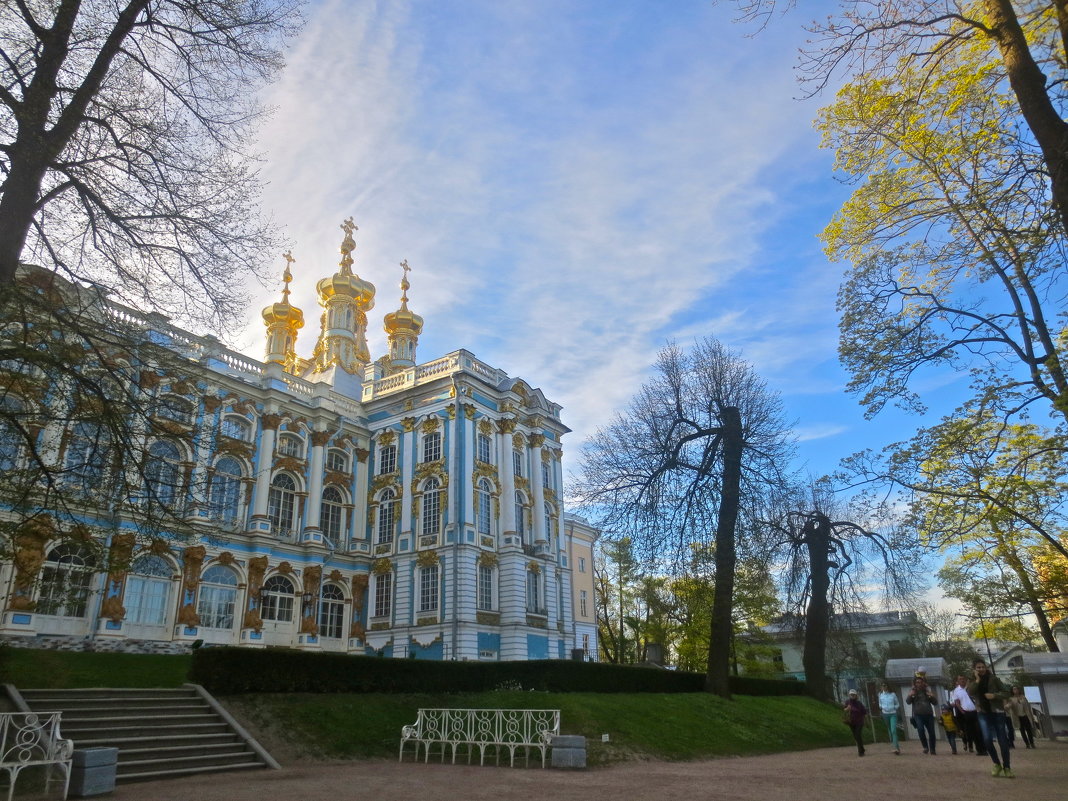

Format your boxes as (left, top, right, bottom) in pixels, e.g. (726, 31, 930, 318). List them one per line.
(0, 712, 74, 801)
(399, 708, 561, 767)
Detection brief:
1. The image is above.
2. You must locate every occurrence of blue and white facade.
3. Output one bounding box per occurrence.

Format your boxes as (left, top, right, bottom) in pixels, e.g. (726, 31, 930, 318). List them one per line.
(0, 222, 598, 661)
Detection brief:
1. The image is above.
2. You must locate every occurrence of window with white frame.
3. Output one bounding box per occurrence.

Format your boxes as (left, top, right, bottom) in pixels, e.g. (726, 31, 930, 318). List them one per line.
(421, 478, 441, 536)
(36, 545, 96, 617)
(541, 459, 551, 490)
(326, 448, 348, 472)
(125, 555, 173, 625)
(512, 450, 522, 477)
(544, 503, 554, 542)
(156, 395, 193, 425)
(209, 457, 244, 524)
(267, 473, 297, 535)
(260, 575, 295, 622)
(0, 396, 24, 471)
(578, 557, 586, 573)
(582, 633, 590, 653)
(145, 440, 182, 508)
(376, 489, 396, 544)
(378, 443, 396, 474)
(422, 430, 441, 463)
(477, 433, 492, 464)
(320, 486, 345, 542)
(526, 569, 541, 614)
(278, 433, 304, 458)
(373, 572, 392, 617)
(477, 564, 494, 611)
(319, 583, 345, 638)
(220, 415, 252, 441)
(419, 565, 439, 613)
(65, 421, 109, 491)
(580, 589, 588, 617)
(196, 565, 237, 629)
(515, 492, 527, 541)
(476, 478, 493, 536)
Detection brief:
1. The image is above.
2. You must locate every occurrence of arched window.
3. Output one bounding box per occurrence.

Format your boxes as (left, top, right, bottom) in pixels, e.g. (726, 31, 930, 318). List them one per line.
(65, 421, 109, 491)
(320, 486, 345, 542)
(156, 395, 193, 425)
(377, 489, 396, 544)
(125, 555, 174, 625)
(319, 583, 345, 639)
(267, 474, 297, 536)
(421, 478, 441, 537)
(220, 415, 252, 441)
(209, 457, 244, 524)
(326, 448, 348, 472)
(422, 431, 441, 463)
(197, 565, 237, 629)
(476, 479, 493, 537)
(37, 545, 96, 617)
(260, 575, 294, 623)
(278, 433, 304, 458)
(515, 492, 527, 541)
(145, 440, 182, 507)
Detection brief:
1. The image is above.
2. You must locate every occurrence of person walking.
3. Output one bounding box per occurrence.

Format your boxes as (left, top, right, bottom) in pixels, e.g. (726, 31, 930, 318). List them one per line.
(878, 682, 901, 754)
(968, 658, 1013, 778)
(843, 689, 868, 757)
(906, 675, 938, 754)
(937, 703, 959, 754)
(951, 673, 985, 755)
(1006, 685, 1036, 749)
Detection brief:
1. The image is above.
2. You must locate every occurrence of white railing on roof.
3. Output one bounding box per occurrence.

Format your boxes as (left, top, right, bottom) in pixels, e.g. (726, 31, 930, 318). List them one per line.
(283, 374, 314, 396)
(366, 350, 508, 400)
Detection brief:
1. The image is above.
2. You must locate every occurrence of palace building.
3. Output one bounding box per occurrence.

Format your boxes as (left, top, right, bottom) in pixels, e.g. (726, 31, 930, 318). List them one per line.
(0, 220, 599, 661)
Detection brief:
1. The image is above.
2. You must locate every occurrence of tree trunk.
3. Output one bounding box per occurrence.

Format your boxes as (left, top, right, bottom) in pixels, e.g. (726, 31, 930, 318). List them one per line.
(706, 406, 741, 698)
(802, 514, 832, 701)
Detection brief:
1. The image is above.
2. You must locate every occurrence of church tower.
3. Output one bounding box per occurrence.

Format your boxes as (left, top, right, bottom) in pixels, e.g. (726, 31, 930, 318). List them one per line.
(383, 259, 423, 370)
(262, 251, 304, 373)
(312, 218, 376, 374)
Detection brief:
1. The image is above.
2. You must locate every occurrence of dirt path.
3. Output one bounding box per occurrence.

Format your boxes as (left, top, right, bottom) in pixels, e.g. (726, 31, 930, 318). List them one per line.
(112, 740, 1068, 801)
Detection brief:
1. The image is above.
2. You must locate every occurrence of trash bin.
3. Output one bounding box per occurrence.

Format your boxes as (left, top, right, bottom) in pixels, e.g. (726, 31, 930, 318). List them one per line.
(69, 747, 118, 797)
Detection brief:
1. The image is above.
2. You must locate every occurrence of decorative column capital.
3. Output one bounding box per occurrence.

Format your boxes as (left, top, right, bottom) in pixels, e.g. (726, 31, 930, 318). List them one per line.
(310, 430, 333, 447)
(261, 413, 282, 431)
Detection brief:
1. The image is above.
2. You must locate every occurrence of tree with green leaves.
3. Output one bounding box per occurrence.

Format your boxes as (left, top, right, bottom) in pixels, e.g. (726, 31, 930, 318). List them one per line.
(578, 338, 793, 697)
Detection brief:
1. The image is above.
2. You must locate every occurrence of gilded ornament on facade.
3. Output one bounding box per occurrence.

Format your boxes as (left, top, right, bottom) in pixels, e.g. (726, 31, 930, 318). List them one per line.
(515, 476, 529, 492)
(276, 561, 294, 575)
(324, 471, 350, 488)
(99, 594, 126, 624)
(378, 430, 396, 446)
(401, 417, 416, 432)
(328, 569, 344, 583)
(477, 552, 498, 567)
(526, 616, 547, 629)
(216, 551, 236, 567)
(416, 550, 440, 568)
(370, 622, 390, 631)
(246, 556, 267, 600)
(177, 603, 200, 627)
(527, 561, 540, 574)
(530, 433, 545, 449)
(350, 620, 366, 639)
(472, 463, 498, 486)
(462, 403, 476, 420)
(372, 558, 393, 575)
(301, 565, 322, 596)
(351, 575, 369, 614)
(243, 608, 263, 631)
(446, 405, 456, 420)
(416, 619, 439, 629)
(310, 430, 333, 447)
(138, 371, 161, 390)
(413, 460, 447, 484)
(181, 546, 207, 592)
(496, 417, 516, 434)
(231, 399, 257, 416)
(106, 533, 135, 583)
(261, 413, 282, 431)
(478, 419, 493, 436)
(404, 399, 414, 411)
(354, 447, 369, 463)
(202, 396, 222, 413)
(7, 518, 52, 612)
(299, 614, 318, 636)
(147, 539, 171, 557)
(170, 378, 194, 396)
(512, 432, 525, 450)
(476, 612, 501, 626)
(273, 455, 305, 473)
(420, 416, 441, 434)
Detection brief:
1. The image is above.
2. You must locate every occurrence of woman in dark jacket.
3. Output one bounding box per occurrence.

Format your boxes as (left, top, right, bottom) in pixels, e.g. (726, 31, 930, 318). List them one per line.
(843, 689, 868, 757)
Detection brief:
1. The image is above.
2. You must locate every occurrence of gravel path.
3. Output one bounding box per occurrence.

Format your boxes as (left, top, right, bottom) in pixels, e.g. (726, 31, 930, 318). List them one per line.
(111, 740, 1068, 801)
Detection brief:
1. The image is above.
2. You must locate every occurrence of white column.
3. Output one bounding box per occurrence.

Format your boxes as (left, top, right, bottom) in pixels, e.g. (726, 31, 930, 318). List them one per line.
(447, 408, 459, 529)
(400, 421, 414, 537)
(461, 404, 475, 528)
(249, 414, 279, 526)
(530, 434, 546, 545)
(497, 419, 516, 537)
(351, 445, 369, 544)
(304, 430, 329, 533)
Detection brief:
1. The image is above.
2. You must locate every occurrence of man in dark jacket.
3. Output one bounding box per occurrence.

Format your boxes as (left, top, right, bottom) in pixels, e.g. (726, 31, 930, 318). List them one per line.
(967, 659, 1013, 778)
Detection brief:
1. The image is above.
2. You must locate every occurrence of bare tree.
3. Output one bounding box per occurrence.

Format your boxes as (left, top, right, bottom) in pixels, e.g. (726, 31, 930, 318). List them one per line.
(763, 480, 920, 700)
(577, 338, 794, 697)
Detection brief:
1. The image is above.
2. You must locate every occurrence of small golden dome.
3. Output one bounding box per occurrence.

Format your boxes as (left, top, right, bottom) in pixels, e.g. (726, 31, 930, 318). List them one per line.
(262, 252, 305, 328)
(384, 259, 423, 335)
(317, 217, 376, 308)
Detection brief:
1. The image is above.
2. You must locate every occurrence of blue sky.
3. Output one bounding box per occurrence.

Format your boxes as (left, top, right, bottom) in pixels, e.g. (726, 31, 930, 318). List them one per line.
(238, 0, 970, 484)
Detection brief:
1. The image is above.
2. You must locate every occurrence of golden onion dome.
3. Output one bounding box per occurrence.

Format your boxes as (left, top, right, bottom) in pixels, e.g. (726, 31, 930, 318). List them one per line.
(317, 217, 376, 307)
(262, 253, 305, 328)
(384, 259, 423, 335)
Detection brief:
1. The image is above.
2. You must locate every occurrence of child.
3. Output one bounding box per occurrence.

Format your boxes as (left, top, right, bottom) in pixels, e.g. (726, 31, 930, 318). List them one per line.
(938, 703, 959, 754)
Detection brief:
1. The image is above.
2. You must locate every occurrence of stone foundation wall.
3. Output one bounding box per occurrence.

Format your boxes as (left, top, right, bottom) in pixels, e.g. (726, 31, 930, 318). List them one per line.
(0, 635, 193, 655)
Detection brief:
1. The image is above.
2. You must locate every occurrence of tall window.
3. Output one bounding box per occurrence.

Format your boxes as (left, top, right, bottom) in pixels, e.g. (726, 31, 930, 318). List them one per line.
(0, 396, 24, 471)
(319, 584, 345, 638)
(65, 421, 109, 491)
(515, 492, 527, 541)
(544, 503, 555, 542)
(267, 473, 297, 535)
(580, 590, 588, 617)
(320, 486, 345, 542)
(326, 448, 348, 472)
(526, 569, 541, 614)
(512, 450, 522, 477)
(421, 478, 441, 536)
(578, 557, 586, 573)
(378, 443, 396, 474)
(220, 415, 251, 441)
(209, 457, 244, 523)
(419, 565, 439, 613)
(278, 433, 304, 458)
(156, 395, 193, 425)
(422, 431, 441, 463)
(477, 565, 494, 611)
(542, 460, 551, 490)
(145, 440, 182, 508)
(373, 572, 392, 617)
(125, 555, 173, 626)
(36, 545, 96, 617)
(377, 489, 396, 544)
(476, 478, 493, 536)
(477, 433, 492, 464)
(260, 575, 295, 622)
(582, 633, 590, 653)
(196, 565, 237, 629)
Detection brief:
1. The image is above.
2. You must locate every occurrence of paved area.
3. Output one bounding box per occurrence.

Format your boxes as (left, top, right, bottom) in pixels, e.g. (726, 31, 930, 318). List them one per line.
(113, 741, 1068, 801)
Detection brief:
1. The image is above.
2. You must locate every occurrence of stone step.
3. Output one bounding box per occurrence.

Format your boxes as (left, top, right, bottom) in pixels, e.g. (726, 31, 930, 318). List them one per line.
(117, 761, 265, 784)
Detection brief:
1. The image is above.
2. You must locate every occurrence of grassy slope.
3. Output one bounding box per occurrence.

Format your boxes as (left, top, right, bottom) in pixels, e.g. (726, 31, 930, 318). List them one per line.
(1, 649, 854, 765)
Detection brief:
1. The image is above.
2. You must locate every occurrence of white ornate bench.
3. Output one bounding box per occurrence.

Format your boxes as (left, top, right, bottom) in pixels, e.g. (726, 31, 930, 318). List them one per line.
(0, 712, 74, 801)
(399, 708, 561, 767)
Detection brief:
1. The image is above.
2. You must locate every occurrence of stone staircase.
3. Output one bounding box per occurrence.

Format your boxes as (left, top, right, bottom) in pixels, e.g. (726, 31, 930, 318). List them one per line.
(14, 685, 276, 783)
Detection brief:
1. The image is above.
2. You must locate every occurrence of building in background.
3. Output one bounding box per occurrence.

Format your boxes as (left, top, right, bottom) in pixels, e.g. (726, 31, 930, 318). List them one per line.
(0, 221, 588, 661)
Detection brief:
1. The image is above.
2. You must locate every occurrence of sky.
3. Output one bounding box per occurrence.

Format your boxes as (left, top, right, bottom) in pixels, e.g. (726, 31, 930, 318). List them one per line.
(236, 0, 971, 489)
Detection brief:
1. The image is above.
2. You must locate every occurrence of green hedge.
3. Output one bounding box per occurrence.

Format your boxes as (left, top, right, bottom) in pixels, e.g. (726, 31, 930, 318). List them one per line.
(188, 647, 805, 696)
